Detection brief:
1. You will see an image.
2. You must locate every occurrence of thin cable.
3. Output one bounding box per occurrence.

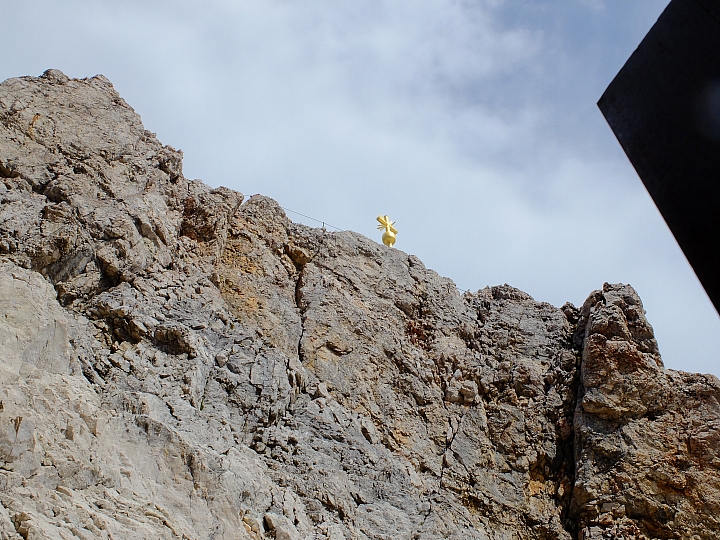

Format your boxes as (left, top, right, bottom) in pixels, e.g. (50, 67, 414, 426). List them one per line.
(280, 206, 343, 231)
(281, 205, 473, 294)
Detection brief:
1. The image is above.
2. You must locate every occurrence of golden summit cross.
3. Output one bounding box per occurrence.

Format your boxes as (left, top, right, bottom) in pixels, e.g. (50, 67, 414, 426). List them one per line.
(376, 215, 397, 247)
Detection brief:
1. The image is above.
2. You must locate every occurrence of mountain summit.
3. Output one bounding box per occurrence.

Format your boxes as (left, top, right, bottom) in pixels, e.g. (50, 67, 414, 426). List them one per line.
(1, 70, 719, 539)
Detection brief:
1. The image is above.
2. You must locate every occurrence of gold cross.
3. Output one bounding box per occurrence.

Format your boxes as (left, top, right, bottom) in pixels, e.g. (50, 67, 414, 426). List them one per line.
(376, 215, 398, 247)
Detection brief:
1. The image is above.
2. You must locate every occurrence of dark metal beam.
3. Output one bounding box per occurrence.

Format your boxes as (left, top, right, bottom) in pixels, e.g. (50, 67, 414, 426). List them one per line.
(599, 0, 720, 314)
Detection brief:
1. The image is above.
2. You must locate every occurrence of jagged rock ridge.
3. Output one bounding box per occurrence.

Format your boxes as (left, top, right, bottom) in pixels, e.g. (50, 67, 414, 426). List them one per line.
(0, 69, 719, 540)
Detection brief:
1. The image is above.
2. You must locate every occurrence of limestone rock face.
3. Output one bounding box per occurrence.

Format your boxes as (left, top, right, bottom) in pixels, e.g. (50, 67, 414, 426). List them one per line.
(572, 284, 720, 539)
(0, 70, 718, 540)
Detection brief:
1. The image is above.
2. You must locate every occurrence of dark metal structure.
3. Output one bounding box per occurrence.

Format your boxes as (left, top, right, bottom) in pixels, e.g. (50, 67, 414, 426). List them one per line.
(599, 0, 720, 314)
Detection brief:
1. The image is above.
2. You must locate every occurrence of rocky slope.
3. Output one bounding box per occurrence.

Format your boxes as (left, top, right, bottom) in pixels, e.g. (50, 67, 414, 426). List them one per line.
(0, 69, 719, 540)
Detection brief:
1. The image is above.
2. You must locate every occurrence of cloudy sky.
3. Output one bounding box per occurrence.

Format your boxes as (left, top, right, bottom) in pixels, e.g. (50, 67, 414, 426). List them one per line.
(4, 0, 718, 376)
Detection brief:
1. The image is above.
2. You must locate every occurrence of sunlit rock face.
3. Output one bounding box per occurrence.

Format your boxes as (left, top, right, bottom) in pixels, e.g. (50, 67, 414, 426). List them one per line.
(0, 70, 718, 540)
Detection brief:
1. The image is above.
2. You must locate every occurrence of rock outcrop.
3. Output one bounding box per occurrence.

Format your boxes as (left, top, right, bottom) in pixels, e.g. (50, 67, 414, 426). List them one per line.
(0, 70, 718, 539)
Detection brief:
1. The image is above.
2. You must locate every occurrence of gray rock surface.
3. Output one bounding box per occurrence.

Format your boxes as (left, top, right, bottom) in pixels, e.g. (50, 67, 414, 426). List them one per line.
(572, 284, 720, 539)
(0, 70, 719, 539)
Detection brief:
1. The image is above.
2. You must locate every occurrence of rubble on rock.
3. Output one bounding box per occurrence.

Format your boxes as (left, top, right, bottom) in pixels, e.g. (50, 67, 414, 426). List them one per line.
(1, 70, 719, 539)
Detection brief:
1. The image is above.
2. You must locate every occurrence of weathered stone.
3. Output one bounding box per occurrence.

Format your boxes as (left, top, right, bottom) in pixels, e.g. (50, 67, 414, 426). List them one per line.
(571, 283, 720, 538)
(1, 70, 719, 540)
(0, 262, 71, 375)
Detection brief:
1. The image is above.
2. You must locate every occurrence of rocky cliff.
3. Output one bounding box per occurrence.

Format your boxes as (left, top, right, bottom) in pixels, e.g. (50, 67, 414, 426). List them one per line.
(0, 70, 718, 540)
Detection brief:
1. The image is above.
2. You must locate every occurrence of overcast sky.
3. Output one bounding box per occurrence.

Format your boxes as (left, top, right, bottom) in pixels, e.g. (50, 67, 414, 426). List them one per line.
(4, 0, 718, 376)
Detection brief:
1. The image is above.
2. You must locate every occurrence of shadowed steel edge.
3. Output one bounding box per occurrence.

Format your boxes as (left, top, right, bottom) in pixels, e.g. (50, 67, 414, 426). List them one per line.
(599, 0, 720, 315)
